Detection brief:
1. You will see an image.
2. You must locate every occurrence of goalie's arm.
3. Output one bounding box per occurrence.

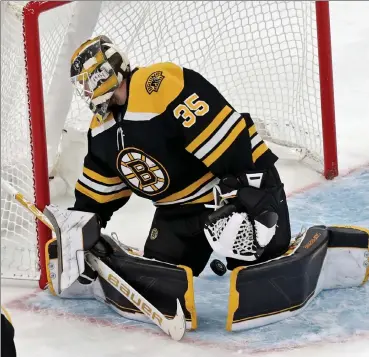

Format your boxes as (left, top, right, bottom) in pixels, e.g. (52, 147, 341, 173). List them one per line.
(173, 68, 278, 176)
(73, 132, 132, 227)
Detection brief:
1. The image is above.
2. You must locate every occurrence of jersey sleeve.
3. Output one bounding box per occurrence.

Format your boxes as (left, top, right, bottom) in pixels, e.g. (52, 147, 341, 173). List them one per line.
(173, 68, 277, 176)
(73, 131, 132, 227)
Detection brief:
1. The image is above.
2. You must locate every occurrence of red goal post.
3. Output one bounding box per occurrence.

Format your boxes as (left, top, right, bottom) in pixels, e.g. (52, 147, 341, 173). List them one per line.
(1, 0, 338, 289)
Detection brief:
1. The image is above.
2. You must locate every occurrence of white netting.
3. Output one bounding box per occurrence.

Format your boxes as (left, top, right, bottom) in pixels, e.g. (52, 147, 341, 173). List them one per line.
(1, 1, 326, 281)
(1, 1, 37, 280)
(64, 1, 323, 162)
(1, 1, 76, 280)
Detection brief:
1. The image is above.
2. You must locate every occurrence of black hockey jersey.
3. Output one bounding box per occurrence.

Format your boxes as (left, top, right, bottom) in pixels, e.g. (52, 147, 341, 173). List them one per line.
(73, 62, 277, 226)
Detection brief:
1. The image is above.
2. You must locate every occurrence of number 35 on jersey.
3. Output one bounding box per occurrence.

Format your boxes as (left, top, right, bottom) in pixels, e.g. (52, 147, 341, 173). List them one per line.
(173, 93, 209, 128)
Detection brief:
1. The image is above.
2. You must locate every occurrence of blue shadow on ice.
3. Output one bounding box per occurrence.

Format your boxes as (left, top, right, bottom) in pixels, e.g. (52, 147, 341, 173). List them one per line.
(19, 168, 369, 352)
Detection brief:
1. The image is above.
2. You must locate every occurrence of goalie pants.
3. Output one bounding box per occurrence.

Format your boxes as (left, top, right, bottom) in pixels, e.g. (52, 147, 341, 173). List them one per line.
(144, 205, 214, 276)
(144, 166, 291, 275)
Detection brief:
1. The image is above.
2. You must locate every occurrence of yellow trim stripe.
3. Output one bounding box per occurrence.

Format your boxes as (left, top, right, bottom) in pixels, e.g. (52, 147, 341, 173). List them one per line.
(71, 38, 97, 63)
(45, 238, 57, 297)
(252, 142, 268, 163)
(203, 120, 246, 167)
(248, 124, 257, 137)
(90, 113, 114, 130)
(233, 290, 315, 324)
(76, 182, 131, 203)
(106, 297, 187, 321)
(77, 53, 105, 81)
(93, 75, 118, 98)
(126, 173, 136, 180)
(186, 106, 233, 153)
(178, 265, 197, 330)
(226, 266, 245, 331)
(85, 51, 105, 74)
(83, 167, 122, 185)
(157, 172, 214, 203)
(185, 192, 214, 205)
(1, 305, 12, 324)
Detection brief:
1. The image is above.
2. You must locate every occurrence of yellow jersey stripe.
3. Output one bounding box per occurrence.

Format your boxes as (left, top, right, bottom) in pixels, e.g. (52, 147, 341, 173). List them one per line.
(203, 120, 246, 167)
(83, 167, 122, 185)
(248, 124, 256, 137)
(252, 143, 268, 163)
(157, 172, 214, 203)
(186, 106, 233, 153)
(90, 113, 114, 129)
(76, 182, 131, 203)
(91, 118, 116, 137)
(185, 192, 214, 205)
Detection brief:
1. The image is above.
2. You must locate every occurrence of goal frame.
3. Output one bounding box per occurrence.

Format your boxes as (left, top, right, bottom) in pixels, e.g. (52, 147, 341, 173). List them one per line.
(21, 0, 337, 289)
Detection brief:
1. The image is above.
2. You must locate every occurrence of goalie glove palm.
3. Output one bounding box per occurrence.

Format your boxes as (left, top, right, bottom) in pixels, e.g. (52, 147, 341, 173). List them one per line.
(204, 181, 280, 262)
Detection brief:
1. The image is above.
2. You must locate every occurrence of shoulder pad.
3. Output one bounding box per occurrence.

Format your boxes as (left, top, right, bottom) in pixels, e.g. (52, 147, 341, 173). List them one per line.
(126, 62, 184, 121)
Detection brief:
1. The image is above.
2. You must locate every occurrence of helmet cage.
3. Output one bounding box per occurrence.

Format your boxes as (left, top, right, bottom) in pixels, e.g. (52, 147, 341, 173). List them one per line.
(70, 38, 122, 121)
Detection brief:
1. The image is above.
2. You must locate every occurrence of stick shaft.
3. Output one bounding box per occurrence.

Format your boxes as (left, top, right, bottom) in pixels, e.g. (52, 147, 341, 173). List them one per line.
(1, 178, 186, 340)
(1, 178, 54, 231)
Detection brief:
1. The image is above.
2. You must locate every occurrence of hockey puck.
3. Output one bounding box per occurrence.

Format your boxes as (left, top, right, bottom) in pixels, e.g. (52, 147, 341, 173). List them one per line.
(210, 259, 227, 276)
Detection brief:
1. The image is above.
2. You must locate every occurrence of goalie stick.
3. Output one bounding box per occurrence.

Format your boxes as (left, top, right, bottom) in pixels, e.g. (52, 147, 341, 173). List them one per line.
(1, 178, 186, 341)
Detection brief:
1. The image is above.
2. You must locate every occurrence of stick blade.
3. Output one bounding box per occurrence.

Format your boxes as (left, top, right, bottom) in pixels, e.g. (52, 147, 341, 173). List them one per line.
(168, 299, 186, 341)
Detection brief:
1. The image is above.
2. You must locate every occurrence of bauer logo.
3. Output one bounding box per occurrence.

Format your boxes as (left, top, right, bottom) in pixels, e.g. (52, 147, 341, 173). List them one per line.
(107, 273, 163, 326)
(145, 71, 165, 94)
(304, 232, 321, 249)
(117, 147, 170, 196)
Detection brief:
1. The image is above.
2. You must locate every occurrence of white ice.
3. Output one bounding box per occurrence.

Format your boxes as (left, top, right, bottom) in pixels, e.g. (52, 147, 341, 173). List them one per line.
(2, 1, 369, 356)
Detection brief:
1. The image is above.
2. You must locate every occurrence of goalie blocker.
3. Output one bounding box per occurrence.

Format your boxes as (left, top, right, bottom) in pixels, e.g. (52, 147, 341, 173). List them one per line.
(226, 225, 369, 331)
(44, 206, 197, 331)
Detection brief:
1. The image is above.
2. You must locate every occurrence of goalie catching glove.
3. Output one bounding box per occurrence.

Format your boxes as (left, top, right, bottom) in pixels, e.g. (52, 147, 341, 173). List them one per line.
(204, 170, 282, 262)
(43, 205, 196, 333)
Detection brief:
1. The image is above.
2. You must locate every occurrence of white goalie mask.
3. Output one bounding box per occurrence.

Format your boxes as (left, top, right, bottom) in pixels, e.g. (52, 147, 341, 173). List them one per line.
(70, 35, 130, 122)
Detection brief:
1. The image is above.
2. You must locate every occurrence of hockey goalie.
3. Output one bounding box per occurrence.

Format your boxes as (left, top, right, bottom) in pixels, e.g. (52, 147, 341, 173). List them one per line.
(43, 35, 369, 334)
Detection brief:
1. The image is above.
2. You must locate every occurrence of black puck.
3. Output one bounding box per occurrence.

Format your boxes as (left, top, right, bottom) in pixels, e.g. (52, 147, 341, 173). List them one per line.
(210, 259, 227, 276)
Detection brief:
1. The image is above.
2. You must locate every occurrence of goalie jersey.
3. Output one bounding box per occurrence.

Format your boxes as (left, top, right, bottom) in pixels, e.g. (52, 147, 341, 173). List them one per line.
(73, 62, 278, 226)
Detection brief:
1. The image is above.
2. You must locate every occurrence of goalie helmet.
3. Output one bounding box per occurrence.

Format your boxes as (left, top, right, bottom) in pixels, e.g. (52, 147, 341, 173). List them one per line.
(70, 35, 130, 121)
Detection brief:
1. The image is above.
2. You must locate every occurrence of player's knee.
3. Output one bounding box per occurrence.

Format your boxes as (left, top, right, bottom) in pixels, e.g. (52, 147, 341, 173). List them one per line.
(143, 209, 213, 276)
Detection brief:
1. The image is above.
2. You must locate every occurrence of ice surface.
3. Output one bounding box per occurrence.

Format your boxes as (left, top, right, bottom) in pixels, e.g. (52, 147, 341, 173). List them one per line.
(2, 2, 369, 356)
(3, 168, 369, 356)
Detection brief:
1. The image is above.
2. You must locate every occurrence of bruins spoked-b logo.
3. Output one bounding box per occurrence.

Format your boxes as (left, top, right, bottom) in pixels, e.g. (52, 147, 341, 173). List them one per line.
(150, 228, 159, 240)
(117, 148, 169, 196)
(145, 71, 165, 94)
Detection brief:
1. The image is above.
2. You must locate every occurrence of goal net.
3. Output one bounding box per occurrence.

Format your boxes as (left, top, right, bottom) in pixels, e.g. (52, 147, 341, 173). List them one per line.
(1, 1, 337, 287)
